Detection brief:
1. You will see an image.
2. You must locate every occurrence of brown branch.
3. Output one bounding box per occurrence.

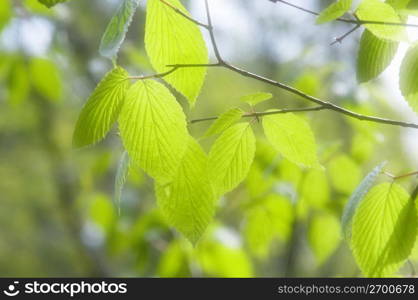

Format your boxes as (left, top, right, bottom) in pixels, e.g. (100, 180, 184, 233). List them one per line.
(331, 24, 361, 45)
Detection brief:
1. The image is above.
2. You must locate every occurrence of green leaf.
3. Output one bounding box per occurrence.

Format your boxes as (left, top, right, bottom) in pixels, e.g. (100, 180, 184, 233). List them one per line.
(352, 183, 417, 277)
(208, 123, 256, 195)
(156, 137, 215, 244)
(29, 58, 62, 102)
(357, 30, 399, 83)
(356, 0, 406, 42)
(73, 67, 129, 148)
(38, 0, 68, 8)
(203, 108, 243, 138)
(262, 112, 321, 168)
(0, 0, 12, 32)
(316, 0, 352, 24)
(145, 0, 208, 105)
(328, 154, 361, 194)
(400, 42, 418, 113)
(240, 92, 272, 106)
(341, 162, 386, 241)
(114, 151, 130, 215)
(99, 0, 140, 61)
(118, 79, 188, 181)
(308, 213, 341, 265)
(301, 170, 330, 209)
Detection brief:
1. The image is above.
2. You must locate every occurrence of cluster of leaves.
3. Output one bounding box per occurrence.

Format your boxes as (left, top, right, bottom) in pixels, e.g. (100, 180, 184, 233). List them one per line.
(38, 0, 418, 277)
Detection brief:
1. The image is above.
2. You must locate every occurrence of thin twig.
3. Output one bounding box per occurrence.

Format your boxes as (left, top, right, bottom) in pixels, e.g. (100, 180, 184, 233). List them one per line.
(204, 0, 223, 62)
(331, 24, 361, 45)
(159, 0, 209, 29)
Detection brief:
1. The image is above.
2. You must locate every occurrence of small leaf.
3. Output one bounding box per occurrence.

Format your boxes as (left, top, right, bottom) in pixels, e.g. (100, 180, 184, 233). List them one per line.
(240, 92, 272, 106)
(29, 57, 62, 101)
(203, 108, 243, 138)
(38, 0, 68, 8)
(99, 0, 140, 61)
(73, 67, 129, 148)
(341, 162, 386, 241)
(208, 123, 256, 195)
(114, 151, 130, 214)
(352, 182, 417, 277)
(118, 79, 188, 181)
(316, 0, 352, 24)
(400, 42, 418, 113)
(155, 137, 215, 244)
(356, 0, 406, 42)
(145, 0, 208, 105)
(357, 30, 398, 83)
(262, 112, 321, 168)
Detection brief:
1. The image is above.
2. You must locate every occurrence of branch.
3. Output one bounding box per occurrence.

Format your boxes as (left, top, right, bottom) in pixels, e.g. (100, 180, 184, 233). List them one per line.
(331, 24, 361, 45)
(270, 0, 418, 28)
(159, 0, 209, 29)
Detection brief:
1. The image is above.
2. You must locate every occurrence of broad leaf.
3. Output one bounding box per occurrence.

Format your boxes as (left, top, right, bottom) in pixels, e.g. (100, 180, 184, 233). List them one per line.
(203, 107, 243, 138)
(262, 112, 321, 168)
(73, 67, 129, 148)
(357, 30, 398, 83)
(156, 137, 215, 244)
(356, 0, 406, 42)
(316, 0, 352, 24)
(114, 151, 130, 215)
(38, 0, 68, 7)
(145, 0, 208, 105)
(29, 58, 62, 102)
(99, 0, 140, 61)
(208, 123, 256, 195)
(118, 79, 188, 181)
(341, 162, 386, 241)
(352, 183, 418, 277)
(400, 42, 418, 113)
(240, 92, 272, 106)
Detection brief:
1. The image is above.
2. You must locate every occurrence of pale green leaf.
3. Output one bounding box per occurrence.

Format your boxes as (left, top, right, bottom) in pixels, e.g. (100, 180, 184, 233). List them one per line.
(352, 183, 417, 277)
(262, 112, 321, 168)
(341, 162, 386, 241)
(357, 30, 398, 83)
(114, 151, 130, 214)
(145, 0, 208, 105)
(208, 123, 256, 195)
(301, 170, 330, 209)
(118, 79, 188, 181)
(29, 57, 62, 102)
(356, 0, 406, 42)
(203, 108, 243, 138)
(328, 154, 361, 194)
(308, 213, 341, 264)
(38, 0, 68, 8)
(400, 42, 418, 113)
(0, 0, 12, 31)
(316, 0, 352, 24)
(156, 137, 215, 244)
(99, 0, 140, 61)
(240, 92, 272, 106)
(73, 67, 129, 148)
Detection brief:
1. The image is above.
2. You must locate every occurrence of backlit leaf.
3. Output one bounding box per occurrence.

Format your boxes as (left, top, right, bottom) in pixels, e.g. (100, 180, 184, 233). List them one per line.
(114, 151, 130, 214)
(203, 108, 243, 138)
(118, 79, 188, 181)
(240, 92, 272, 106)
(29, 58, 62, 102)
(145, 0, 208, 105)
(316, 0, 352, 24)
(38, 0, 68, 8)
(73, 67, 129, 148)
(328, 154, 361, 194)
(400, 42, 418, 113)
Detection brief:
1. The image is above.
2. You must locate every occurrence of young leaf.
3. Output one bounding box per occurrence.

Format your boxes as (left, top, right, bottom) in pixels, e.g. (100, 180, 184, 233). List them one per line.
(145, 0, 208, 105)
(240, 92, 272, 106)
(38, 0, 68, 8)
(351, 183, 417, 277)
(203, 108, 243, 138)
(29, 58, 62, 102)
(155, 137, 215, 244)
(262, 112, 321, 168)
(208, 123, 256, 196)
(308, 213, 341, 265)
(73, 67, 129, 148)
(118, 79, 188, 181)
(357, 30, 399, 83)
(316, 0, 352, 24)
(341, 162, 386, 241)
(99, 0, 140, 61)
(114, 151, 130, 215)
(356, 0, 406, 42)
(400, 42, 418, 113)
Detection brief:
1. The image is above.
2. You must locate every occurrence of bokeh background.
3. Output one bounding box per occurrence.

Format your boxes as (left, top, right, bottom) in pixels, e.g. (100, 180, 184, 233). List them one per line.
(1, 0, 418, 277)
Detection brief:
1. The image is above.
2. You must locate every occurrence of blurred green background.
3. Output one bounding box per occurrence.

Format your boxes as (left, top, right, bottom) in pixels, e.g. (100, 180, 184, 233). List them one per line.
(0, 0, 417, 277)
